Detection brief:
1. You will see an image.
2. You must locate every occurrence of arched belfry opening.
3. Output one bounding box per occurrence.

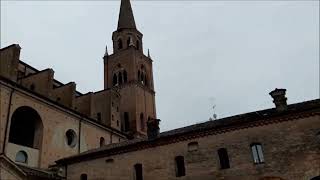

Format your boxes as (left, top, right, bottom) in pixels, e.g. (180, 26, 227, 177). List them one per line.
(8, 106, 43, 149)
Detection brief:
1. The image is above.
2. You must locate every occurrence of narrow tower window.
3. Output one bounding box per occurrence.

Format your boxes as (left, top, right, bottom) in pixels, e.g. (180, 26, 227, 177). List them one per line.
(97, 112, 101, 122)
(134, 163, 143, 180)
(127, 37, 131, 47)
(100, 137, 105, 147)
(175, 156, 186, 177)
(140, 113, 144, 131)
(123, 70, 128, 82)
(113, 74, 117, 86)
(124, 112, 130, 132)
(118, 39, 123, 49)
(144, 74, 148, 86)
(136, 40, 140, 50)
(118, 72, 123, 85)
(138, 70, 141, 81)
(218, 148, 230, 169)
(251, 143, 264, 164)
(140, 73, 145, 84)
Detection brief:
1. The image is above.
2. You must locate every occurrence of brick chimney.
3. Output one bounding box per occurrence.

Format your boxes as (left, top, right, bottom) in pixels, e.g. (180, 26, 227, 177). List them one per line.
(269, 88, 288, 111)
(147, 118, 160, 140)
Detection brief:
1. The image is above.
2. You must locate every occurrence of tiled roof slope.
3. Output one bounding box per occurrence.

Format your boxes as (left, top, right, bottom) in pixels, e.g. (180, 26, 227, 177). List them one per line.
(56, 98, 320, 165)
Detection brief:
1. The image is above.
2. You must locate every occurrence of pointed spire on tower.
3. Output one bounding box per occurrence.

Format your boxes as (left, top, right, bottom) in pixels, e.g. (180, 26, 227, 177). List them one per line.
(117, 0, 136, 30)
(148, 49, 151, 59)
(104, 45, 108, 56)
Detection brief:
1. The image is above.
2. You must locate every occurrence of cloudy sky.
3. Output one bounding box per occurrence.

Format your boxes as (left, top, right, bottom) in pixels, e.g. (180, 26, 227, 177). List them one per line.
(1, 1, 319, 132)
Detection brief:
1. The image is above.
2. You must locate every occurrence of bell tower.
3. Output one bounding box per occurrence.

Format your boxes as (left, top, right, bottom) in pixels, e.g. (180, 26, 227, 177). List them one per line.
(104, 0, 156, 137)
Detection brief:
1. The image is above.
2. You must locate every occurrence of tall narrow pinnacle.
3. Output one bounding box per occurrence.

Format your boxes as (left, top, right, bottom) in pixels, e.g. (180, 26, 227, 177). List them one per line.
(117, 0, 136, 30)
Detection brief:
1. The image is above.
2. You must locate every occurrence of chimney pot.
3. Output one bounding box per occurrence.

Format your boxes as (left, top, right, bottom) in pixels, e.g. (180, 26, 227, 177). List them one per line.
(269, 88, 288, 111)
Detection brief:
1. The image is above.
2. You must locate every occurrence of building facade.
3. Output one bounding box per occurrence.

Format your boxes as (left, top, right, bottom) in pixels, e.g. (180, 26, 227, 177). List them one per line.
(1, 0, 319, 180)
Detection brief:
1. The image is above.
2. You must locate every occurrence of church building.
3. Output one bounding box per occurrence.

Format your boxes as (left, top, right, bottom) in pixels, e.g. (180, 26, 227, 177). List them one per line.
(0, 0, 319, 179)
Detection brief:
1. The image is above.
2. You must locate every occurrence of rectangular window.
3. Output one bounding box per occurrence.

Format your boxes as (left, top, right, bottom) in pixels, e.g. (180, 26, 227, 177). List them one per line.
(97, 113, 101, 122)
(134, 163, 143, 180)
(175, 156, 186, 177)
(218, 148, 230, 169)
(251, 143, 264, 164)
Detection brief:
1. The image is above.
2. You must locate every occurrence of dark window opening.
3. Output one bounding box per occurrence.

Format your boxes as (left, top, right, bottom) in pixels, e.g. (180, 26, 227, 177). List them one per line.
(134, 163, 143, 180)
(251, 143, 264, 164)
(136, 40, 140, 50)
(9, 106, 43, 149)
(15, 151, 28, 163)
(118, 39, 123, 50)
(127, 37, 131, 47)
(218, 148, 230, 169)
(144, 74, 148, 86)
(97, 112, 101, 122)
(138, 70, 141, 81)
(140, 113, 144, 131)
(118, 72, 123, 85)
(100, 137, 105, 147)
(30, 84, 35, 91)
(80, 174, 87, 180)
(140, 73, 145, 84)
(113, 74, 117, 86)
(124, 112, 130, 132)
(175, 156, 186, 177)
(123, 70, 128, 83)
(117, 120, 119, 127)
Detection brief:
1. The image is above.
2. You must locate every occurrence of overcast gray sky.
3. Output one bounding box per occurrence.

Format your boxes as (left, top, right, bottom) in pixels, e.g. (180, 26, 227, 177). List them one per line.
(1, 1, 319, 132)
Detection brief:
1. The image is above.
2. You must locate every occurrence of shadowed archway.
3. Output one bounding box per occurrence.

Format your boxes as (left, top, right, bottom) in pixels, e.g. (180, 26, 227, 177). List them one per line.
(8, 106, 43, 149)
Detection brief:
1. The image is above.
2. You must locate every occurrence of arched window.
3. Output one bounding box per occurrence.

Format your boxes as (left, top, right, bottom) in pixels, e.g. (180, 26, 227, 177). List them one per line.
(140, 73, 145, 84)
(124, 112, 130, 132)
(251, 143, 264, 164)
(100, 137, 105, 147)
(123, 70, 128, 83)
(175, 156, 186, 177)
(138, 70, 141, 81)
(65, 129, 77, 148)
(140, 113, 144, 131)
(144, 74, 148, 86)
(118, 72, 123, 85)
(127, 37, 131, 47)
(134, 163, 143, 180)
(15, 151, 28, 163)
(80, 174, 87, 180)
(136, 40, 140, 50)
(218, 148, 230, 169)
(118, 39, 123, 50)
(113, 74, 117, 86)
(9, 106, 43, 149)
